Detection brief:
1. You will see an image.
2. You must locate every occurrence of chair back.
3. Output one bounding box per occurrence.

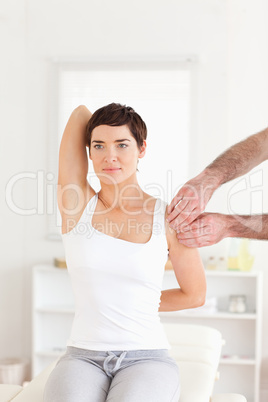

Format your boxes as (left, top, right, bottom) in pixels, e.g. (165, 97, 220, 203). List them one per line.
(163, 323, 223, 402)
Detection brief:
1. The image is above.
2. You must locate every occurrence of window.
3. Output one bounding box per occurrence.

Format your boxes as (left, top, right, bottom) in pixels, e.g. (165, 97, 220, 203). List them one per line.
(47, 60, 195, 239)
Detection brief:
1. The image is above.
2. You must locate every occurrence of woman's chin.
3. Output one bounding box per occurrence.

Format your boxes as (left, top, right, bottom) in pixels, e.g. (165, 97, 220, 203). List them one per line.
(99, 178, 126, 186)
(97, 170, 136, 186)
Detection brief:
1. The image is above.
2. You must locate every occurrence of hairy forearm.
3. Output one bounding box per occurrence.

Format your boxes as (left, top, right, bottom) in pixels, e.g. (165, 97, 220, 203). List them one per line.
(158, 288, 205, 312)
(204, 128, 268, 187)
(226, 214, 268, 240)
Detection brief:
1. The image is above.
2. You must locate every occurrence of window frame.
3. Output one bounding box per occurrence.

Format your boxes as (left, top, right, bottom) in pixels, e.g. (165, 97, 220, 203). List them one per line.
(46, 57, 198, 240)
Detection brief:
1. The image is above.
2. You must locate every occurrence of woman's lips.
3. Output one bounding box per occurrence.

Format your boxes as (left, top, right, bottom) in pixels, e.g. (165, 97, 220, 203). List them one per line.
(103, 168, 121, 172)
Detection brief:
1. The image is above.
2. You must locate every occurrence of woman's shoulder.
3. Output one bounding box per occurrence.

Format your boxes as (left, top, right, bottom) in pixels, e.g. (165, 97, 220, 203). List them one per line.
(142, 193, 167, 209)
(146, 195, 175, 249)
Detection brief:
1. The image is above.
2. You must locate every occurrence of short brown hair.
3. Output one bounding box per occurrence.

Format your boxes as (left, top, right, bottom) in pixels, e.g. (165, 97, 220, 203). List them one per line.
(86, 103, 147, 150)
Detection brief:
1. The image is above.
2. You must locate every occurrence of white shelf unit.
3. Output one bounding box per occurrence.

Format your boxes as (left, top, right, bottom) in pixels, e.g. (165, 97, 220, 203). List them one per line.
(32, 265, 263, 402)
(160, 269, 263, 402)
(32, 264, 75, 377)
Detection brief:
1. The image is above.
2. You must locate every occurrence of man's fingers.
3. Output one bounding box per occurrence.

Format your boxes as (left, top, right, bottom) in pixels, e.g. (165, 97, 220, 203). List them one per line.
(177, 225, 205, 238)
(167, 191, 201, 224)
(167, 198, 189, 224)
(170, 208, 200, 230)
(167, 194, 183, 215)
(177, 234, 213, 248)
(176, 213, 224, 247)
(177, 215, 214, 236)
(173, 208, 200, 232)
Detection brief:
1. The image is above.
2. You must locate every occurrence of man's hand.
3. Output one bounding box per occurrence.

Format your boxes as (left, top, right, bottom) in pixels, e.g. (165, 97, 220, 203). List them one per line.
(167, 171, 220, 231)
(176, 213, 231, 248)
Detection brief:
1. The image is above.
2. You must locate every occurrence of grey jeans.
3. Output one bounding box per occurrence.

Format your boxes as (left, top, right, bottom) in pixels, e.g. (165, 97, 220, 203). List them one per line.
(43, 346, 180, 402)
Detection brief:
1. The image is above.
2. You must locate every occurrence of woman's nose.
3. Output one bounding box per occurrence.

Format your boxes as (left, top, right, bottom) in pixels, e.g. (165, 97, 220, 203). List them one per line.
(105, 148, 118, 162)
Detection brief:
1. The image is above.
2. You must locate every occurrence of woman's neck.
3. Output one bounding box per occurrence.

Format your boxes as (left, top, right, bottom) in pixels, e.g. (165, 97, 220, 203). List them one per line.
(98, 179, 145, 210)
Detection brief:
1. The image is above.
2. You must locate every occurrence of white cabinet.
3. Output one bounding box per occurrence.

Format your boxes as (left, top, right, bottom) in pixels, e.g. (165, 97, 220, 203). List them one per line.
(32, 264, 263, 402)
(160, 270, 263, 402)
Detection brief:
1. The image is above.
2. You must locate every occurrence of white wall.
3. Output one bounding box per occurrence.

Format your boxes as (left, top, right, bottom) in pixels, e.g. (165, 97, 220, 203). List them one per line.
(1, 0, 267, 394)
(225, 1, 268, 397)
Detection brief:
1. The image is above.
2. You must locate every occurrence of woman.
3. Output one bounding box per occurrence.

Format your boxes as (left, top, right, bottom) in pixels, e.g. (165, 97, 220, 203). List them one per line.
(44, 103, 206, 402)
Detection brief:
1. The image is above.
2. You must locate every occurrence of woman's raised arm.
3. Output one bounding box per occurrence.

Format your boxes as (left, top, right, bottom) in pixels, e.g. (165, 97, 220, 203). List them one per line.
(57, 105, 95, 218)
(58, 105, 92, 188)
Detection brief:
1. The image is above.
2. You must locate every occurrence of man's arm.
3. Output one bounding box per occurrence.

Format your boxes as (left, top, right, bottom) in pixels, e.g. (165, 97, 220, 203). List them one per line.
(167, 127, 268, 230)
(176, 213, 268, 248)
(206, 127, 268, 184)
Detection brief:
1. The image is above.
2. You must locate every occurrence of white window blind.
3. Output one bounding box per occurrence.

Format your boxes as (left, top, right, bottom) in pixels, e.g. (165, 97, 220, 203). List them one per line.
(47, 61, 193, 239)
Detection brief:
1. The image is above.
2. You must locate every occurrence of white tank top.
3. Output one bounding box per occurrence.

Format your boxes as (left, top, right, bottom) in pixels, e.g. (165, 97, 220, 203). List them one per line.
(62, 193, 170, 351)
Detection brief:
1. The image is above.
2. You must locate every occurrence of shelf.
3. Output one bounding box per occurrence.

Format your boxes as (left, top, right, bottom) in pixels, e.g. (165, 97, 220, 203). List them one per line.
(220, 357, 256, 366)
(164, 269, 258, 278)
(34, 264, 68, 273)
(36, 306, 75, 314)
(160, 311, 256, 320)
(36, 349, 66, 358)
(204, 270, 258, 278)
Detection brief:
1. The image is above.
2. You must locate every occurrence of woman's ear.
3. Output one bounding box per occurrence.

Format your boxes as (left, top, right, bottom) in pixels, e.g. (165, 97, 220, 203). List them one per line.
(138, 140, 147, 159)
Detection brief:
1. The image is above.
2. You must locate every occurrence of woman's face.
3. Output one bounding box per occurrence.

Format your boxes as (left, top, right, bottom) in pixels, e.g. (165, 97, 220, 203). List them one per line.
(89, 125, 146, 185)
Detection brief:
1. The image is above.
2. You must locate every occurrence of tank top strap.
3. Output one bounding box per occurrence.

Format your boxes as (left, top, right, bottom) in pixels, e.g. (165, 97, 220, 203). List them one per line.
(83, 193, 98, 225)
(154, 198, 167, 222)
(152, 198, 168, 237)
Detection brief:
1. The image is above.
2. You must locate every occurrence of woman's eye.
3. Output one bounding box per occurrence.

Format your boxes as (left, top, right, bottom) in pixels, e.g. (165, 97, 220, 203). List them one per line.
(93, 144, 127, 150)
